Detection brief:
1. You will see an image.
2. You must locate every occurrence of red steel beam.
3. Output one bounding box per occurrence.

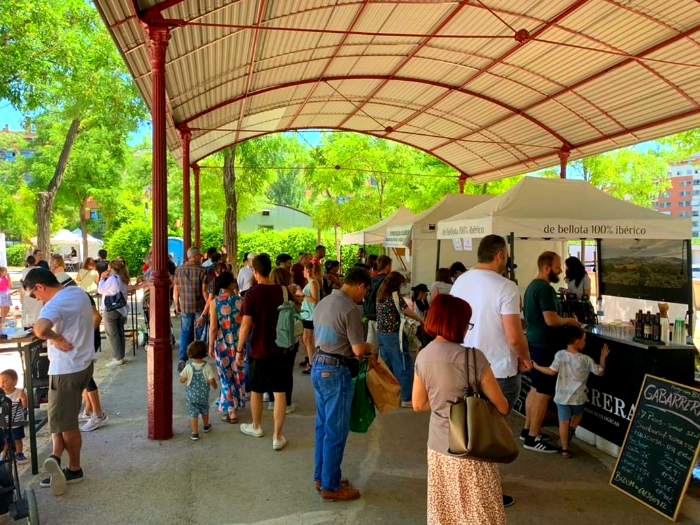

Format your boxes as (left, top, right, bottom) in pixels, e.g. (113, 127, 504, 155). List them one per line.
(187, 126, 466, 176)
(432, 18, 700, 153)
(388, 0, 592, 141)
(233, 0, 268, 147)
(336, 0, 475, 129)
(286, 0, 372, 130)
(182, 75, 568, 145)
(469, 106, 700, 178)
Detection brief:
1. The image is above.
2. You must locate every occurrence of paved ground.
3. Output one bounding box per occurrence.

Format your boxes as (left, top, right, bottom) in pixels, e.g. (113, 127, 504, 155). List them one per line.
(13, 318, 700, 525)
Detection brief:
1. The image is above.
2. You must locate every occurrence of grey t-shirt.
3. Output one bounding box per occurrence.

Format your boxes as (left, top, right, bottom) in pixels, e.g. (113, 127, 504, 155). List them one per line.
(414, 340, 490, 457)
(312, 289, 365, 358)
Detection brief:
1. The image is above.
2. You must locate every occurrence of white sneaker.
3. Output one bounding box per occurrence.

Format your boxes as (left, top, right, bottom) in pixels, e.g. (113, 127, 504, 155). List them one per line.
(267, 402, 274, 411)
(81, 412, 108, 432)
(285, 404, 296, 414)
(105, 359, 125, 367)
(240, 423, 264, 438)
(79, 410, 92, 421)
(262, 393, 270, 402)
(273, 436, 287, 451)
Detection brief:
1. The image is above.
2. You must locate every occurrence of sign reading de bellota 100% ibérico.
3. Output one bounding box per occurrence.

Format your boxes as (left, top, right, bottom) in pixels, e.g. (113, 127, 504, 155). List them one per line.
(543, 224, 647, 236)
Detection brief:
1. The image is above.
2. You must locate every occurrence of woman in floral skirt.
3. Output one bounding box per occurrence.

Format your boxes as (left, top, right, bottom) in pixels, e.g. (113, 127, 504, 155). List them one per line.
(208, 271, 246, 423)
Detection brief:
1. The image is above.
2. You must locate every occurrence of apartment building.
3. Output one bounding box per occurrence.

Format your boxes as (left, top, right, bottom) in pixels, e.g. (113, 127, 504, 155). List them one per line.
(653, 155, 700, 237)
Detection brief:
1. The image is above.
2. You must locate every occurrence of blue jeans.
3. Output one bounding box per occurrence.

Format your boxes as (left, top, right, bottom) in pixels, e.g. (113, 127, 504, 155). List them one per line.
(178, 313, 205, 362)
(312, 361, 354, 492)
(377, 331, 413, 402)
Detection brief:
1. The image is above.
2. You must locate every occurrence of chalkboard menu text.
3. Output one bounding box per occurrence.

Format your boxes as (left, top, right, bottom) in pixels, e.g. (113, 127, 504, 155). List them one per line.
(610, 375, 700, 521)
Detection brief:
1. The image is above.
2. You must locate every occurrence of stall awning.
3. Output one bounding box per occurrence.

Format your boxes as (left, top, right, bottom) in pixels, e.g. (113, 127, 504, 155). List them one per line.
(437, 177, 691, 240)
(409, 194, 495, 241)
(94, 0, 700, 183)
(342, 206, 416, 246)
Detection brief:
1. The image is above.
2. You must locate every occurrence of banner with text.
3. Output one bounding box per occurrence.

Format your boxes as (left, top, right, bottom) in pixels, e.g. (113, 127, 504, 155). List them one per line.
(385, 224, 413, 248)
(437, 217, 689, 240)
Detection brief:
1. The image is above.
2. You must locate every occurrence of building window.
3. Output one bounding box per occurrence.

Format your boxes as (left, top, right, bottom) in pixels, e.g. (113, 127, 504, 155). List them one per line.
(680, 190, 690, 196)
(262, 209, 270, 217)
(688, 169, 694, 175)
(693, 221, 699, 227)
(679, 211, 689, 217)
(694, 179, 700, 185)
(694, 211, 699, 217)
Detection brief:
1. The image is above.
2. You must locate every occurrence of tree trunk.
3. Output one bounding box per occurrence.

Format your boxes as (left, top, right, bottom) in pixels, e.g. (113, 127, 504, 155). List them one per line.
(35, 118, 81, 255)
(79, 197, 88, 261)
(223, 146, 239, 274)
(334, 223, 340, 268)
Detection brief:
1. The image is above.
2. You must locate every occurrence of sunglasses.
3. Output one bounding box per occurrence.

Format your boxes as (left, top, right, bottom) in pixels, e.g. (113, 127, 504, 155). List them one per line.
(27, 287, 38, 300)
(467, 323, 474, 331)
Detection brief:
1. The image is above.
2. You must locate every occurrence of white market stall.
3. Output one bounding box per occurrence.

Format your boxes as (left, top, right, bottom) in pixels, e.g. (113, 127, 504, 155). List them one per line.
(437, 176, 691, 316)
(31, 229, 104, 263)
(388, 194, 494, 286)
(341, 206, 416, 270)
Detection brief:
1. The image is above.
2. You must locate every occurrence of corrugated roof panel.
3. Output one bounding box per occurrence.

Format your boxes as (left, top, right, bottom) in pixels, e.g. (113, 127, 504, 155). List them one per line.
(398, 56, 473, 87)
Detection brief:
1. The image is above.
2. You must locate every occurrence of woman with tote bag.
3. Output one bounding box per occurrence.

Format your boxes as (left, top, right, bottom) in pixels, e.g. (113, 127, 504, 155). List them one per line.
(413, 294, 510, 525)
(98, 259, 130, 367)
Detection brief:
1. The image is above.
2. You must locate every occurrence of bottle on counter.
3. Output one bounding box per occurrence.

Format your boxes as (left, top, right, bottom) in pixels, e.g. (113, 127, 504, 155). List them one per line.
(660, 317, 670, 344)
(635, 311, 643, 339)
(653, 313, 661, 342)
(643, 311, 653, 340)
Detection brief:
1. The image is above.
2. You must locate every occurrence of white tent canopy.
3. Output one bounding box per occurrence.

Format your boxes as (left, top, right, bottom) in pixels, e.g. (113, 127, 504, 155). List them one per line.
(31, 229, 104, 261)
(402, 194, 494, 286)
(341, 207, 417, 246)
(437, 177, 691, 240)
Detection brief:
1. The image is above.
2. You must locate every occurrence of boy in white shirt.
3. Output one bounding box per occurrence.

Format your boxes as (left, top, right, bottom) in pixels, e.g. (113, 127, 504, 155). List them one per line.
(533, 326, 609, 458)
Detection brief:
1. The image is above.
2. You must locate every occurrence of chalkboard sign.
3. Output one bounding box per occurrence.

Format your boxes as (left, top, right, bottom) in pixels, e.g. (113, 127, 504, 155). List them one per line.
(610, 375, 700, 521)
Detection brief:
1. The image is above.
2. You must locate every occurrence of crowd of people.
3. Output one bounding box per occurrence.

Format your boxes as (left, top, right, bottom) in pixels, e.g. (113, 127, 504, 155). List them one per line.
(4, 236, 607, 524)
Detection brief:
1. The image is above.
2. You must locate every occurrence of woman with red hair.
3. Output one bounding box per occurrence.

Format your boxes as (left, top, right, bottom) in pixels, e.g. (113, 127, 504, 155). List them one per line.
(413, 294, 509, 525)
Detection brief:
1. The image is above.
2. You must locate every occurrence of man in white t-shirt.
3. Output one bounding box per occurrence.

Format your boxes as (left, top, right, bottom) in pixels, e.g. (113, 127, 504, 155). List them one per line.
(23, 269, 94, 496)
(450, 234, 531, 509)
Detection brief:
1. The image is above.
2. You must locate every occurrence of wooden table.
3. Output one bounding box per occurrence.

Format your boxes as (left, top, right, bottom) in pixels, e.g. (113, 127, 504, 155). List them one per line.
(0, 334, 46, 475)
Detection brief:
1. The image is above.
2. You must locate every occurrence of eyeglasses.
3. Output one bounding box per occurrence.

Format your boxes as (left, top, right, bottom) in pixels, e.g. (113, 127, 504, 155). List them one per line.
(27, 287, 37, 300)
(467, 323, 474, 331)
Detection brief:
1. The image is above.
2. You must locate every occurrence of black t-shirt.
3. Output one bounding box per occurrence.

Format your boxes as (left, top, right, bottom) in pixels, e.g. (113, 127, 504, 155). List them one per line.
(363, 274, 386, 317)
(96, 259, 108, 275)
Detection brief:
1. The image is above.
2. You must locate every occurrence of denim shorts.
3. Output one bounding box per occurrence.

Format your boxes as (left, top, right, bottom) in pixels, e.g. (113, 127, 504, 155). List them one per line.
(556, 403, 584, 421)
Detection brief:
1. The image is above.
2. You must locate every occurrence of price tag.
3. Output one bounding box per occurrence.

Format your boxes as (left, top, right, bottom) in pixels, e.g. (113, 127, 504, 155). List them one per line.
(452, 238, 463, 251)
(463, 238, 472, 251)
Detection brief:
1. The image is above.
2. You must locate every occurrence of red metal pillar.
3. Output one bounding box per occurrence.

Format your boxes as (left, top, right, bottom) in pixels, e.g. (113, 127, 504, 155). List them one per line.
(178, 127, 192, 256)
(458, 173, 467, 194)
(144, 19, 173, 441)
(559, 148, 570, 179)
(193, 163, 201, 247)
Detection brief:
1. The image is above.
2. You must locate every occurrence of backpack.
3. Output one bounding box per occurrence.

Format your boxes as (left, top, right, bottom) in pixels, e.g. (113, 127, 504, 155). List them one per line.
(276, 286, 299, 349)
(363, 275, 385, 317)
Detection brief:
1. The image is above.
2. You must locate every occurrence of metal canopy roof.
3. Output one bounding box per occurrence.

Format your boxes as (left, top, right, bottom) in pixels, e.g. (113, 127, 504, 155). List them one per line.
(94, 0, 700, 182)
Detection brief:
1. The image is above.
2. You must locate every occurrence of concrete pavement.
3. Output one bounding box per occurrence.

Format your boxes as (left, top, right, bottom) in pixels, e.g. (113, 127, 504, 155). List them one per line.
(18, 322, 700, 525)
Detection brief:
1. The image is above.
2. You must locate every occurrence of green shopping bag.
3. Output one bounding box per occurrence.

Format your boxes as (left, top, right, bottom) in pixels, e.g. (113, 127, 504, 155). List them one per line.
(350, 359, 376, 433)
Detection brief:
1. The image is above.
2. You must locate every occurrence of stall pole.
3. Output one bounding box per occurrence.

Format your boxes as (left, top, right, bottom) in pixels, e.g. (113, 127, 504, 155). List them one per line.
(595, 239, 602, 305)
(459, 173, 467, 194)
(435, 240, 442, 274)
(508, 232, 516, 282)
(686, 238, 693, 339)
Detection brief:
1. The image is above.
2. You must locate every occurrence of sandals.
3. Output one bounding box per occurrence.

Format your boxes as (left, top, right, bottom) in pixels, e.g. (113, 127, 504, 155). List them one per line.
(221, 413, 239, 424)
(561, 449, 572, 459)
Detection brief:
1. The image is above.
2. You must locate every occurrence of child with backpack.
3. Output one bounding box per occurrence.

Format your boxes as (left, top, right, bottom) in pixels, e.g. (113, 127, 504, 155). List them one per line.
(179, 341, 217, 441)
(532, 326, 609, 458)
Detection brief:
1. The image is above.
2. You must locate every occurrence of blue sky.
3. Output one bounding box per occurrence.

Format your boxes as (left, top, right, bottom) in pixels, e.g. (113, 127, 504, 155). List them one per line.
(1, 100, 323, 146)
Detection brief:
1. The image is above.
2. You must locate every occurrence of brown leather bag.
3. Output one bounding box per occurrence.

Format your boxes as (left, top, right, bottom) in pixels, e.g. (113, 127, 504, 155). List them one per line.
(447, 347, 519, 463)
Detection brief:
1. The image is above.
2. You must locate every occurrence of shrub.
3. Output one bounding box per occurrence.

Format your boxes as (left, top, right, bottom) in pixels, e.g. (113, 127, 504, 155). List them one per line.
(105, 221, 152, 277)
(200, 227, 223, 253)
(6, 244, 31, 267)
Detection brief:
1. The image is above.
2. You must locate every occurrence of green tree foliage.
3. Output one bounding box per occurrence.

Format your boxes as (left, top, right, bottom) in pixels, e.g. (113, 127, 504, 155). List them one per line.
(0, 132, 35, 240)
(104, 220, 152, 277)
(6, 244, 31, 266)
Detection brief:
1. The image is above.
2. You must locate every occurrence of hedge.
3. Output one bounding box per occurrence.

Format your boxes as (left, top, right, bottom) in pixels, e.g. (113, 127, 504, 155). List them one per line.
(105, 222, 383, 275)
(6, 244, 31, 267)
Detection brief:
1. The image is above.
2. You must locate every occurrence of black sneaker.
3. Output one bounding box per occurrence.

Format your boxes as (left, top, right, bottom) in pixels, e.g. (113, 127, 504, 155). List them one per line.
(177, 360, 187, 373)
(64, 468, 84, 484)
(202, 424, 212, 433)
(190, 433, 199, 441)
(503, 495, 515, 508)
(519, 429, 551, 441)
(524, 435, 559, 454)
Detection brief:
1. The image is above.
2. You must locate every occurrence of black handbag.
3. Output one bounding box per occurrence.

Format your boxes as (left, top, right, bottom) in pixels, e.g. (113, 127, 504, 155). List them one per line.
(105, 291, 127, 312)
(447, 347, 519, 463)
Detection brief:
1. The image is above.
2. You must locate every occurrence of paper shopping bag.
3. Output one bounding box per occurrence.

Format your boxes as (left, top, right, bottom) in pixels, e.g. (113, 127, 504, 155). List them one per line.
(366, 354, 401, 414)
